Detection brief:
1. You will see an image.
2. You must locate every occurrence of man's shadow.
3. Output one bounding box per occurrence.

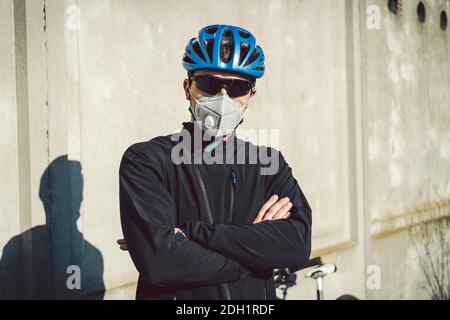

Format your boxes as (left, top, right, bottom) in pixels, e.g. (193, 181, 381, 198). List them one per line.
(0, 156, 105, 299)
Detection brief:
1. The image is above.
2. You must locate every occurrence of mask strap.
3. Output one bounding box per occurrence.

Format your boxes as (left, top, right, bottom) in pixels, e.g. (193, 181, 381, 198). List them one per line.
(188, 105, 196, 120)
(233, 93, 253, 130)
(242, 92, 254, 110)
(188, 87, 199, 104)
(188, 87, 201, 121)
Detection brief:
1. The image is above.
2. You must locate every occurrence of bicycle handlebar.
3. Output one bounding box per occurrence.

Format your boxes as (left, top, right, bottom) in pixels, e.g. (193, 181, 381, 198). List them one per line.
(288, 256, 323, 273)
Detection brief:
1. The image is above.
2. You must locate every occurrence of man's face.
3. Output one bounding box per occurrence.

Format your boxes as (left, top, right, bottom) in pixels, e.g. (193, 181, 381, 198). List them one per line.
(183, 69, 256, 108)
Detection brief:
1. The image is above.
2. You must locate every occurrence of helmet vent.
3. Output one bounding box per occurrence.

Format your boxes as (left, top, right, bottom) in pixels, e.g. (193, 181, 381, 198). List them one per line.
(192, 39, 207, 62)
(205, 26, 218, 34)
(239, 42, 250, 66)
(183, 55, 195, 64)
(220, 30, 234, 63)
(205, 39, 214, 62)
(244, 47, 260, 67)
(239, 31, 250, 38)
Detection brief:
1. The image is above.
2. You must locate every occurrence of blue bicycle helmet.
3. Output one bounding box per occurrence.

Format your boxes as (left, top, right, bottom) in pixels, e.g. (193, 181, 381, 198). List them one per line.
(182, 24, 265, 79)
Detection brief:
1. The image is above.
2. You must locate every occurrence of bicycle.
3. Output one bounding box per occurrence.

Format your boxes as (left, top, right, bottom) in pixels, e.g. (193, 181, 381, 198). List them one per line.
(274, 257, 358, 300)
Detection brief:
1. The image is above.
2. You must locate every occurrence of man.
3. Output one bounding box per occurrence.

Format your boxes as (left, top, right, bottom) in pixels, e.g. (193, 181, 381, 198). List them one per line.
(118, 24, 312, 300)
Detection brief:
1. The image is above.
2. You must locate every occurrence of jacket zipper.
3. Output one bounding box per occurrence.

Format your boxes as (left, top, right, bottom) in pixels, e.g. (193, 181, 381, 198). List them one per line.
(228, 171, 236, 223)
(221, 170, 236, 300)
(264, 282, 267, 300)
(193, 165, 232, 300)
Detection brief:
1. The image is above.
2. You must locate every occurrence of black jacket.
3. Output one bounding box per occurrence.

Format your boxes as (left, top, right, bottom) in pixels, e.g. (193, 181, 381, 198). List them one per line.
(119, 122, 312, 300)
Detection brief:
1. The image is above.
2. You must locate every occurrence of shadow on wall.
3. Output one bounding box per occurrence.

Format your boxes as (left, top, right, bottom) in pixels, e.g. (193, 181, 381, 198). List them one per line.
(0, 156, 105, 299)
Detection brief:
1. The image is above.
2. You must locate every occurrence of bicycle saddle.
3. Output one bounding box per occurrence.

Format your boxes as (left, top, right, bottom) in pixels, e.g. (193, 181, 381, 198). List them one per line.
(305, 263, 337, 279)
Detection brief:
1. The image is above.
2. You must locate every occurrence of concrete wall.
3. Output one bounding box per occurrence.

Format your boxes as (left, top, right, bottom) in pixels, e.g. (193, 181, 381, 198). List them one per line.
(1, 0, 449, 299)
(361, 0, 450, 299)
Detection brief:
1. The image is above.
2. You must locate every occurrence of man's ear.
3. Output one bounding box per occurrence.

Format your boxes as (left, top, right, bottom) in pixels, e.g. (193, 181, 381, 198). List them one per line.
(183, 79, 191, 100)
(245, 88, 257, 109)
(249, 88, 257, 102)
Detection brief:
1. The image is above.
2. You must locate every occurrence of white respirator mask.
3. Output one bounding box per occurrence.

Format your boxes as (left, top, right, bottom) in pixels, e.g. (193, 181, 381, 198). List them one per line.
(189, 88, 252, 138)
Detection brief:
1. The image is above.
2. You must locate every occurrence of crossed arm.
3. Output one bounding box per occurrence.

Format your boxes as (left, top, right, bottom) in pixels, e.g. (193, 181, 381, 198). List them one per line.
(119, 144, 311, 289)
(118, 194, 292, 249)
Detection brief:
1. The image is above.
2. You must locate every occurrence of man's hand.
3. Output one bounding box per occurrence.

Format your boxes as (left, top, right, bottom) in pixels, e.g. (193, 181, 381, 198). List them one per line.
(117, 227, 183, 251)
(252, 195, 292, 224)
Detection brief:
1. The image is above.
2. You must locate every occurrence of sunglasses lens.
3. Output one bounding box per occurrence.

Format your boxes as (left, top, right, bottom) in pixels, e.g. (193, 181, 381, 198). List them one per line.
(228, 81, 252, 98)
(196, 76, 221, 95)
(194, 76, 252, 98)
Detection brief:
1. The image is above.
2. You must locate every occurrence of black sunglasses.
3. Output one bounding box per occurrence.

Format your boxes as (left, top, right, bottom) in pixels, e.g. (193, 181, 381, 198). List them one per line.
(189, 75, 255, 98)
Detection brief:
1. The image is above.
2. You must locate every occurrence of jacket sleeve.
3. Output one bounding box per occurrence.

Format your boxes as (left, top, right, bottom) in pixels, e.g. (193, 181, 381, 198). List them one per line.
(119, 143, 251, 289)
(182, 150, 312, 269)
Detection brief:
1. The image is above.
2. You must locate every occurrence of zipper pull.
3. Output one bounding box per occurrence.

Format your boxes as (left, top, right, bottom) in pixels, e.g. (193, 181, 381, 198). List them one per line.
(231, 171, 238, 193)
